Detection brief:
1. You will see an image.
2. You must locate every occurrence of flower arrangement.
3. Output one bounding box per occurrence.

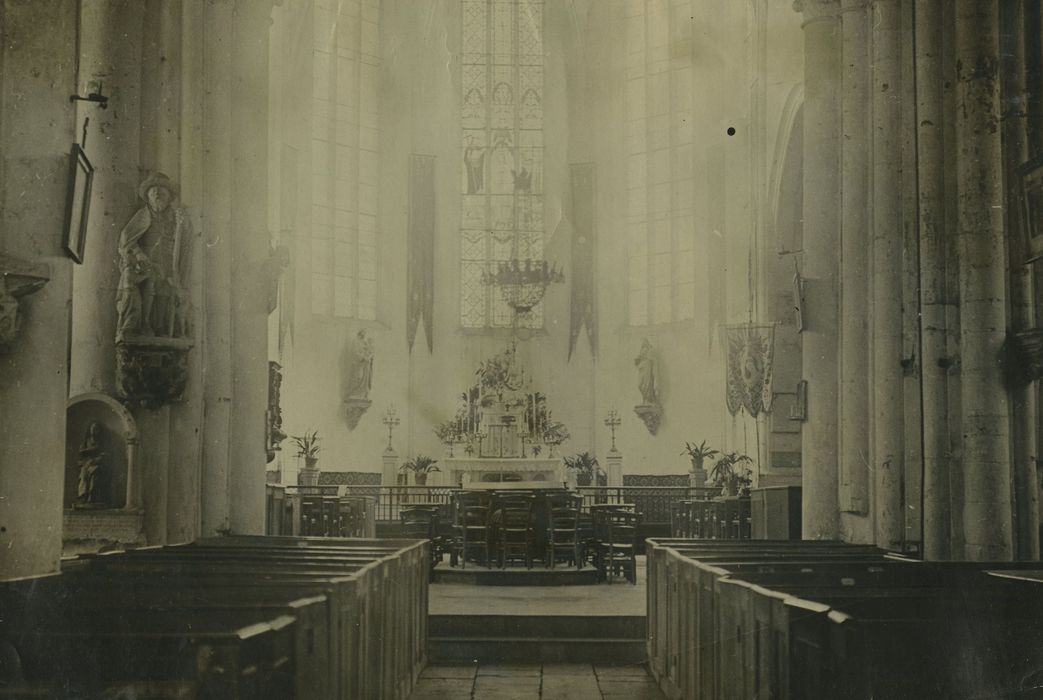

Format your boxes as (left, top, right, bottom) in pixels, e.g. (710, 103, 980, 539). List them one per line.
(542, 420, 570, 445)
(476, 343, 521, 396)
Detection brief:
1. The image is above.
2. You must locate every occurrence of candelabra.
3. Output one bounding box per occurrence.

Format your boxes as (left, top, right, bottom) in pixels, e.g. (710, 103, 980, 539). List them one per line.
(604, 409, 621, 451)
(382, 405, 400, 452)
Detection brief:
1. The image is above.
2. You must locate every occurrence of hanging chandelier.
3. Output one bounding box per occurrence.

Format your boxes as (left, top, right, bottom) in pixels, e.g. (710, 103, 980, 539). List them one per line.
(481, 257, 565, 314)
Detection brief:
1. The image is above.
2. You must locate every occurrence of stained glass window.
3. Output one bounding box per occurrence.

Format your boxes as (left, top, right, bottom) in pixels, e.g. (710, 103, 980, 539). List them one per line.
(625, 0, 696, 326)
(460, 0, 545, 329)
(312, 0, 380, 320)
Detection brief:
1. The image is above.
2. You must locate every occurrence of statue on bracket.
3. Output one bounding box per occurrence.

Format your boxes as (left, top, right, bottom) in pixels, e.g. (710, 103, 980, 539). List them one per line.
(344, 329, 374, 429)
(633, 337, 662, 435)
(115, 173, 194, 407)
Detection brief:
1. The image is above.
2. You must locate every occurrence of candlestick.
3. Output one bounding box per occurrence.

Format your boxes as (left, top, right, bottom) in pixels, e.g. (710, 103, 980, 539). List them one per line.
(604, 408, 621, 451)
(382, 404, 401, 452)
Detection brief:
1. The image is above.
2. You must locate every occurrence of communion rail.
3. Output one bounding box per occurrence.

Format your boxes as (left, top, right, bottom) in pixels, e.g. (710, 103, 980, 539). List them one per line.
(336, 484, 719, 526)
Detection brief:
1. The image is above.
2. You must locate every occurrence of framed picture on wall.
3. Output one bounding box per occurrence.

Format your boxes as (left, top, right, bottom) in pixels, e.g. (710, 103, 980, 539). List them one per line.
(63, 143, 94, 264)
(1019, 155, 1043, 265)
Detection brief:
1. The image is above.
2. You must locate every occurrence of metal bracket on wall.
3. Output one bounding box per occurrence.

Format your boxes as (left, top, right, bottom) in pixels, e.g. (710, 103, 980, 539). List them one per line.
(789, 380, 808, 422)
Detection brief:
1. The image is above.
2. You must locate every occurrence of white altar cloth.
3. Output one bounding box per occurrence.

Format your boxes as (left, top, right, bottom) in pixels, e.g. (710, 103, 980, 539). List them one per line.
(440, 457, 564, 486)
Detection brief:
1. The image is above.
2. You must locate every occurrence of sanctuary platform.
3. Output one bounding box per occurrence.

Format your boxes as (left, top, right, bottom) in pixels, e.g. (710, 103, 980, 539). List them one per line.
(427, 558, 647, 665)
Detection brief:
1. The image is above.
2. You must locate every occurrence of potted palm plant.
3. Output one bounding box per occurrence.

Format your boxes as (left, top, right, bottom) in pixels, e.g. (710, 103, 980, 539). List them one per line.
(400, 454, 440, 486)
(709, 452, 753, 497)
(681, 440, 719, 485)
(563, 451, 601, 487)
(292, 430, 321, 469)
(292, 430, 321, 486)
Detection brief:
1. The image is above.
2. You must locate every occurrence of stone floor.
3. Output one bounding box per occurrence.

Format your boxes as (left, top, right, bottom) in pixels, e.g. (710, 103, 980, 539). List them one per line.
(409, 663, 666, 699)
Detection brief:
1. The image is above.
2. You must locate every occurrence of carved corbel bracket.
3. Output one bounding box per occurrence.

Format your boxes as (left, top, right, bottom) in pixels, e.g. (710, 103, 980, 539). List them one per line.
(0, 253, 51, 351)
(345, 397, 372, 431)
(633, 403, 662, 436)
(115, 336, 194, 408)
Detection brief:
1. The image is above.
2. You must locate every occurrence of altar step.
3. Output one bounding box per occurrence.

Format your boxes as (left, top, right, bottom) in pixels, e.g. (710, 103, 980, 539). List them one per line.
(428, 614, 646, 664)
(432, 562, 600, 586)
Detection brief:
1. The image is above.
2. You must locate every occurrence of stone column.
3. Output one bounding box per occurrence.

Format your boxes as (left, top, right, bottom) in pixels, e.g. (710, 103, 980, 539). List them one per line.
(869, 0, 905, 551)
(0, 0, 77, 579)
(69, 0, 143, 397)
(797, 0, 841, 540)
(226, 0, 273, 535)
(915, 0, 953, 560)
(1001, 0, 1039, 560)
(194, 0, 273, 536)
(838, 0, 870, 522)
(955, 0, 1012, 561)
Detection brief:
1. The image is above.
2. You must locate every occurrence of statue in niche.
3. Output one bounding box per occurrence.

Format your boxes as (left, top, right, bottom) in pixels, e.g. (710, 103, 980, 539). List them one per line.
(75, 422, 110, 508)
(346, 329, 374, 400)
(116, 173, 193, 340)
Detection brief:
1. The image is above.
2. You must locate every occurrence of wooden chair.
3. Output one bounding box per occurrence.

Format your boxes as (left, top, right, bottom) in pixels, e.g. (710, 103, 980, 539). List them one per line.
(546, 505, 581, 569)
(498, 501, 535, 569)
(451, 494, 491, 568)
(401, 507, 442, 567)
(595, 510, 640, 584)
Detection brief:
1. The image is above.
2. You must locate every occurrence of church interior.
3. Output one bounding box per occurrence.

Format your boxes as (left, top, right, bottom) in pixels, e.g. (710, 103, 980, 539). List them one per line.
(2, 0, 1043, 697)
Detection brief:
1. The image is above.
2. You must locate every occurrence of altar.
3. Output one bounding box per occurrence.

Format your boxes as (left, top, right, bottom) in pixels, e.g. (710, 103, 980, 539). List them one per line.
(443, 458, 564, 486)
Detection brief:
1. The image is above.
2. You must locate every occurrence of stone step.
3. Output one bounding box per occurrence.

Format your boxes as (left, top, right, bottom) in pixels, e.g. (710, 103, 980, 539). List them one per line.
(431, 613, 645, 639)
(428, 636, 647, 665)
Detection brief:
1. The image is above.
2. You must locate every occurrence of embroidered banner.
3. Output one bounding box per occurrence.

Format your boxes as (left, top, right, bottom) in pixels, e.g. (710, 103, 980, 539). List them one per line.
(569, 163, 597, 360)
(721, 323, 776, 417)
(408, 154, 436, 352)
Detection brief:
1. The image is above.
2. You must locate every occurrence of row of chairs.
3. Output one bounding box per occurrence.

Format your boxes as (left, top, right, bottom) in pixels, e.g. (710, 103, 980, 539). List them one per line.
(401, 493, 642, 583)
(672, 497, 751, 539)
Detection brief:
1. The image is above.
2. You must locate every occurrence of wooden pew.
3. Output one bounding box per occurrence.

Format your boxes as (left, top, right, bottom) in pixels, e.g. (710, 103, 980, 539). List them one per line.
(0, 597, 298, 699)
(647, 542, 1043, 700)
(130, 537, 430, 698)
(723, 564, 1043, 699)
(4, 536, 429, 699)
(644, 539, 896, 700)
(82, 551, 411, 698)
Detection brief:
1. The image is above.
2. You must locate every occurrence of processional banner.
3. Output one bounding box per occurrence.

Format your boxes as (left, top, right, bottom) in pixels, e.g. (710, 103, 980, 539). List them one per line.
(408, 154, 436, 352)
(720, 323, 776, 417)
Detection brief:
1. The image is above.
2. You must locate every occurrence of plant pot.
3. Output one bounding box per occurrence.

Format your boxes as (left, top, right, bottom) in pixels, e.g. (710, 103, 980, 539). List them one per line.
(303, 456, 318, 471)
(414, 473, 428, 486)
(576, 473, 592, 487)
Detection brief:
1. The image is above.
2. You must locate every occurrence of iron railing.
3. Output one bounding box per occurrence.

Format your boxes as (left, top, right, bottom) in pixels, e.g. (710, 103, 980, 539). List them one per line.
(575, 485, 719, 525)
(268, 484, 721, 528)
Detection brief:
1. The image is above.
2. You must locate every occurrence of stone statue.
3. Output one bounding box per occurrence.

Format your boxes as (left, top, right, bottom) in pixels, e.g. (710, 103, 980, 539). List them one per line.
(116, 173, 193, 340)
(76, 422, 109, 507)
(635, 338, 658, 405)
(346, 329, 374, 399)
